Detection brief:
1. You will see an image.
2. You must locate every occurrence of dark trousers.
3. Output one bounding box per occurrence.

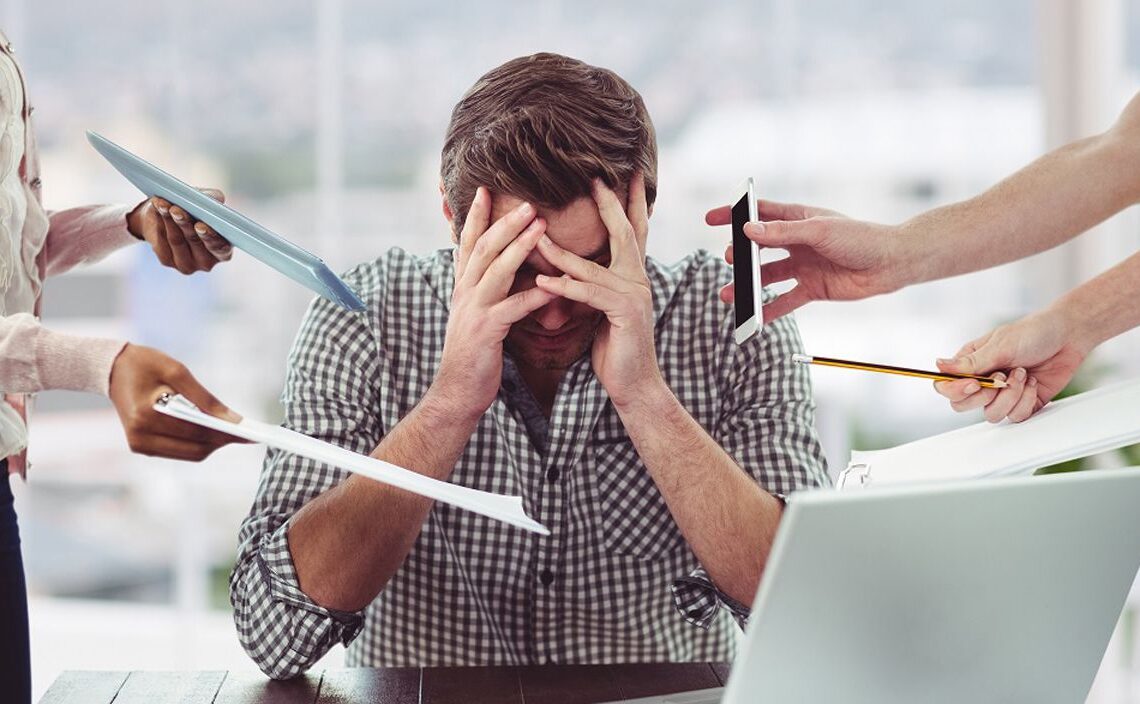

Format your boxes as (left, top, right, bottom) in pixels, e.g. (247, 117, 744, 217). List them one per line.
(0, 460, 31, 704)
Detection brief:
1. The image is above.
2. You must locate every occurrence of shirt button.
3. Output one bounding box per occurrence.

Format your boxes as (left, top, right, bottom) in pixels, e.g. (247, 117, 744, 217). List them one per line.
(539, 569, 555, 587)
(546, 467, 560, 482)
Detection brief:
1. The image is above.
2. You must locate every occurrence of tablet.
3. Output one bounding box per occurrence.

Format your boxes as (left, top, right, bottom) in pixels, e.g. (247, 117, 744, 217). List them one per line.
(87, 131, 366, 312)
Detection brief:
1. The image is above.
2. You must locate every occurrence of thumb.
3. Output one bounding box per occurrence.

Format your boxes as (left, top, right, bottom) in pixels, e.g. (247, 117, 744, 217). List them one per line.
(197, 187, 226, 204)
(743, 219, 822, 249)
(169, 365, 242, 423)
(937, 342, 1006, 377)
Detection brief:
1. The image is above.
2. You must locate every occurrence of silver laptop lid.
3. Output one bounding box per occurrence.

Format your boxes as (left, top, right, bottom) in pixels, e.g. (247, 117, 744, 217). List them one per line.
(726, 468, 1140, 704)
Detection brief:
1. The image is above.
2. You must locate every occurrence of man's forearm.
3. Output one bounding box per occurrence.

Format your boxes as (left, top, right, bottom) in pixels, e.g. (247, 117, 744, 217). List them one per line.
(899, 97, 1140, 286)
(615, 381, 783, 606)
(287, 388, 480, 611)
(1054, 250, 1140, 354)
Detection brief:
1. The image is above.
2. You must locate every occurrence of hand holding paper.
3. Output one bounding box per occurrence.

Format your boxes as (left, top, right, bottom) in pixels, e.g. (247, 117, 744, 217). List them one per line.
(154, 394, 549, 535)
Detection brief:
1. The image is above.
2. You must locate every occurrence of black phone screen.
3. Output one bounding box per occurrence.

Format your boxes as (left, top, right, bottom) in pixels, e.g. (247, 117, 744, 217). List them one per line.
(732, 192, 754, 328)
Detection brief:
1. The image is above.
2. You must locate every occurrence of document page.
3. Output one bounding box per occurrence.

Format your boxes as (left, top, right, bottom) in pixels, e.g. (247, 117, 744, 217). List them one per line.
(155, 394, 550, 534)
(840, 377, 1140, 489)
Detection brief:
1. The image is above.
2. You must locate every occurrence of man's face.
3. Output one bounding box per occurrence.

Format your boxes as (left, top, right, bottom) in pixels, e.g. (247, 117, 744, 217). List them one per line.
(491, 194, 611, 371)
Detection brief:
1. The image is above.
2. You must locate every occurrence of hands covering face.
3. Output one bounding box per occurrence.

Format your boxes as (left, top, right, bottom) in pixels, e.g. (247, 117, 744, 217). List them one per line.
(532, 174, 661, 409)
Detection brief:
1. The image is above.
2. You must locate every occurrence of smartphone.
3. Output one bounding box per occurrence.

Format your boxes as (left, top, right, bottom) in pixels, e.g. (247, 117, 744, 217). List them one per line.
(732, 177, 762, 344)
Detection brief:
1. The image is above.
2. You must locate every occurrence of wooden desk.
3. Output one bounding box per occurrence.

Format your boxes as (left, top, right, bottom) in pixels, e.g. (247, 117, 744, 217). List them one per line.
(41, 663, 731, 703)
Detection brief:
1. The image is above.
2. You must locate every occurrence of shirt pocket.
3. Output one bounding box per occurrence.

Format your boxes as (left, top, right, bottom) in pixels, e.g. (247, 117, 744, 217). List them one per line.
(589, 432, 688, 561)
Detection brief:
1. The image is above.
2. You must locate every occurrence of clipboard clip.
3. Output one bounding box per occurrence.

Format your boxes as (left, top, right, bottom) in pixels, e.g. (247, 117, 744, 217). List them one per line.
(837, 462, 872, 490)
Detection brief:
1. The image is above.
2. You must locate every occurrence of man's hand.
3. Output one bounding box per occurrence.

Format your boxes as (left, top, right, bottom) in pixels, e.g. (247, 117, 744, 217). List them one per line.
(433, 187, 557, 420)
(127, 189, 234, 274)
(932, 308, 1087, 423)
(705, 200, 904, 323)
(108, 344, 247, 461)
(534, 175, 661, 410)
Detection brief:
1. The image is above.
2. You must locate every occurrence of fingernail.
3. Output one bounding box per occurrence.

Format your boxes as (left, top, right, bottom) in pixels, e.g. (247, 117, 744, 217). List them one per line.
(517, 201, 534, 217)
(993, 372, 1006, 382)
(936, 358, 954, 366)
(194, 224, 207, 236)
(172, 211, 185, 222)
(743, 221, 764, 235)
(965, 382, 980, 394)
(1014, 367, 1027, 382)
(539, 234, 555, 247)
(1028, 377, 1037, 388)
(536, 274, 550, 284)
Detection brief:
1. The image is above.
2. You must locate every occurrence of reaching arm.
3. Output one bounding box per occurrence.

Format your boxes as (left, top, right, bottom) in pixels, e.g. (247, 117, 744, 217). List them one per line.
(709, 91, 1140, 322)
(899, 91, 1140, 284)
(934, 248, 1140, 423)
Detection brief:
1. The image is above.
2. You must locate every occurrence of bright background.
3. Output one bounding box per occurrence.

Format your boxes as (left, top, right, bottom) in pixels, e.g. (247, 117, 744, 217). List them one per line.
(6, 0, 1140, 700)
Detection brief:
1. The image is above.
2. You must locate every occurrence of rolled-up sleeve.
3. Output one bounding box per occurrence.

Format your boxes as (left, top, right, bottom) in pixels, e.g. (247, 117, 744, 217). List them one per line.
(672, 301, 830, 626)
(230, 277, 386, 679)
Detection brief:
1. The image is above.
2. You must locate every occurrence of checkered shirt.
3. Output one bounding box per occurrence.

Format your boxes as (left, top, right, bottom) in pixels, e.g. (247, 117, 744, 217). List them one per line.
(230, 247, 829, 679)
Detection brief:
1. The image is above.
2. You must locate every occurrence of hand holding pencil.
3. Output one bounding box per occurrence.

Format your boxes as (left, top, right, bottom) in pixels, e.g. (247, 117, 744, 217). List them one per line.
(932, 308, 1089, 424)
(797, 307, 1088, 424)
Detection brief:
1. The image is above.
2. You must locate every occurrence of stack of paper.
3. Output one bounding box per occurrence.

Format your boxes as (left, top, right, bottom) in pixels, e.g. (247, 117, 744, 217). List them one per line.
(837, 377, 1140, 490)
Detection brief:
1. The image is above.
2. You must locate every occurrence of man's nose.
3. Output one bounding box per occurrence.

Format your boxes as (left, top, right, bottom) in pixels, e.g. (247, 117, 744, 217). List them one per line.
(533, 297, 574, 331)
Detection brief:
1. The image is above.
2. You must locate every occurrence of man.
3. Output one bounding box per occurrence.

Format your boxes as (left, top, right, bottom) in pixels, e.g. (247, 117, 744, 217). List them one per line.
(231, 52, 827, 679)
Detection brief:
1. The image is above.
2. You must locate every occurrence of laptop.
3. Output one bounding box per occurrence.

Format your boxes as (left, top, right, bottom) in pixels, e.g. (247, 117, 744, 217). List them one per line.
(607, 468, 1140, 703)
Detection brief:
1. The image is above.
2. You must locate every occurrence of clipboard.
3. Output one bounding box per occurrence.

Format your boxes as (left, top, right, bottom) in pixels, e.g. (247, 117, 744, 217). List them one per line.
(836, 376, 1140, 490)
(87, 131, 366, 312)
(155, 394, 549, 535)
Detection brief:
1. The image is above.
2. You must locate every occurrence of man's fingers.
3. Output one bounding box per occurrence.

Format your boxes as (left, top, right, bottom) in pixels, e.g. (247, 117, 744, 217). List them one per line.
(492, 285, 560, 325)
(626, 172, 649, 256)
(719, 282, 734, 304)
(460, 199, 536, 290)
(456, 187, 491, 282)
(477, 218, 546, 301)
(761, 286, 811, 324)
(592, 180, 640, 275)
(535, 273, 623, 313)
(536, 235, 632, 294)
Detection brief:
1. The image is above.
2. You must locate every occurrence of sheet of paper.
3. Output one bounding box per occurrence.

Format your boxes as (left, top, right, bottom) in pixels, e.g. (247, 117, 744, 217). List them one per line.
(839, 377, 1140, 490)
(155, 395, 549, 535)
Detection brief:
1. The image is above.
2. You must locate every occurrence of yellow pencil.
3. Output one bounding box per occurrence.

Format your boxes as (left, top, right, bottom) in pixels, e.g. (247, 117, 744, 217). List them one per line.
(792, 354, 1008, 389)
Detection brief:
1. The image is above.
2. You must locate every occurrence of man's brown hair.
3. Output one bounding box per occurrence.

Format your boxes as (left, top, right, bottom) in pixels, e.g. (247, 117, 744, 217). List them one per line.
(441, 52, 658, 233)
